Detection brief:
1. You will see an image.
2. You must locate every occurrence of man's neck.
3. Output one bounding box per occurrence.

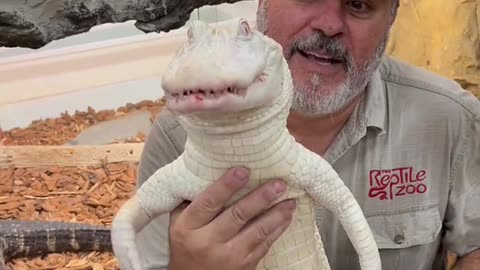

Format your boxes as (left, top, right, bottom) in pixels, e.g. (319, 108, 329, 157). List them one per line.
(286, 95, 363, 156)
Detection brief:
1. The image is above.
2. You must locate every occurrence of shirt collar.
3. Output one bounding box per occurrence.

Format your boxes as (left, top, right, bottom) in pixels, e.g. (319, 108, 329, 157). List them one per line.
(342, 66, 388, 143)
(363, 67, 387, 135)
(323, 67, 387, 163)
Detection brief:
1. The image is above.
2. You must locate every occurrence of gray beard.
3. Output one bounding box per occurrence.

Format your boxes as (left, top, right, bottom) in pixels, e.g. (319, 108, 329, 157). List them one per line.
(256, 2, 390, 117)
(290, 39, 387, 116)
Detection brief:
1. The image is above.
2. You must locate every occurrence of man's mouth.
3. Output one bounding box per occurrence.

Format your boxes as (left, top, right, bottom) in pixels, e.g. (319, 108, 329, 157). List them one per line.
(299, 49, 343, 65)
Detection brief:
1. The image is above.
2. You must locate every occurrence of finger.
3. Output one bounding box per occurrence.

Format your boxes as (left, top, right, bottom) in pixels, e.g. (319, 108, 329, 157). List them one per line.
(170, 201, 190, 224)
(208, 179, 288, 241)
(235, 199, 296, 257)
(180, 167, 250, 229)
(246, 216, 292, 265)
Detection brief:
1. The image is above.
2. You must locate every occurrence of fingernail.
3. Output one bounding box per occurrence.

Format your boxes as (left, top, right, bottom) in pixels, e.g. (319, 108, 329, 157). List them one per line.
(233, 167, 249, 181)
(273, 180, 286, 195)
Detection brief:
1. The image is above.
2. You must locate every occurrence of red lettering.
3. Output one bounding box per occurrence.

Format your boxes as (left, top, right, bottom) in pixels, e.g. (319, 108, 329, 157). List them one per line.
(368, 167, 428, 200)
(417, 184, 427, 193)
(368, 187, 388, 200)
(416, 170, 426, 182)
(406, 185, 416, 194)
(391, 167, 409, 184)
(369, 170, 381, 186)
(395, 185, 406, 196)
(380, 174, 391, 187)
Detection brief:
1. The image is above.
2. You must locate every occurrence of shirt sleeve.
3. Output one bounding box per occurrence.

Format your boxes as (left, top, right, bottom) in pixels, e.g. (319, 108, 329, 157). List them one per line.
(443, 114, 480, 257)
(137, 110, 186, 188)
(134, 109, 186, 270)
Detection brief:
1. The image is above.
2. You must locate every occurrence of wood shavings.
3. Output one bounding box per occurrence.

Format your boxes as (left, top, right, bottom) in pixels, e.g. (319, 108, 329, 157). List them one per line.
(0, 98, 166, 270)
(0, 99, 165, 146)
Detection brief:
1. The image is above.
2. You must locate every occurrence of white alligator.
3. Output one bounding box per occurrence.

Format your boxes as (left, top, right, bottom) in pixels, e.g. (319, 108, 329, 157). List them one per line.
(111, 18, 381, 270)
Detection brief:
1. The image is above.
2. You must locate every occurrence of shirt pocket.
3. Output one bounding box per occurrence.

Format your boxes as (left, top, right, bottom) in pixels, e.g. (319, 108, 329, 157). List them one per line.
(366, 204, 443, 269)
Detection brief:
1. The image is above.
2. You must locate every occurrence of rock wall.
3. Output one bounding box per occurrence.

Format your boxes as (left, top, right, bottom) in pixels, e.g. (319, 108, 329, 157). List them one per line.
(386, 0, 480, 98)
(0, 0, 241, 49)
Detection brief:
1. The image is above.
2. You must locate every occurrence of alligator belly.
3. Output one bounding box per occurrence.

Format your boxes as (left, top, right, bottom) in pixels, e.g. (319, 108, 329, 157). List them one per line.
(256, 192, 325, 270)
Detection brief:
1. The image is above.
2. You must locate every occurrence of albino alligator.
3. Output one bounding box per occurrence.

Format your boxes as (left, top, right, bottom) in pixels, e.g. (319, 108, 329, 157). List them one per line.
(0, 220, 112, 270)
(111, 18, 382, 270)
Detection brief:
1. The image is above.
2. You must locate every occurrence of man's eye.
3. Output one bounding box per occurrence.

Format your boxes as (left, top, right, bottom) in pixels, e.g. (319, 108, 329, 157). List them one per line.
(348, 1, 370, 13)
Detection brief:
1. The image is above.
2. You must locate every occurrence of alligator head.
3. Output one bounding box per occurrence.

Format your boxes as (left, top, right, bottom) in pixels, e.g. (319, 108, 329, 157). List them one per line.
(161, 18, 286, 117)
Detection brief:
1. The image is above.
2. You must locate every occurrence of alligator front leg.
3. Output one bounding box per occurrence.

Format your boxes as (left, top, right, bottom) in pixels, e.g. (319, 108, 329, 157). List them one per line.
(295, 152, 381, 270)
(111, 158, 206, 270)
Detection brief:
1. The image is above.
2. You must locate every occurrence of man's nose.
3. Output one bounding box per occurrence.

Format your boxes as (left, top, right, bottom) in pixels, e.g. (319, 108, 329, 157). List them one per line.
(309, 2, 346, 38)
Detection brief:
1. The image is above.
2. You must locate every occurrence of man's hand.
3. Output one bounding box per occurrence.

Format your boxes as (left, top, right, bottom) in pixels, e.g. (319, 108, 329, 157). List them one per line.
(167, 167, 296, 270)
(453, 249, 480, 270)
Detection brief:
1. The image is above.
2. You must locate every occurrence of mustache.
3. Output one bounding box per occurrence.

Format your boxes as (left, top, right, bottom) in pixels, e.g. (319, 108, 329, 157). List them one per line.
(286, 32, 354, 70)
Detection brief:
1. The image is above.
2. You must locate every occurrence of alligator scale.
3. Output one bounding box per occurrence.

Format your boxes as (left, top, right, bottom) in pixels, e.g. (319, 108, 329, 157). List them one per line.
(111, 19, 382, 270)
(0, 220, 112, 270)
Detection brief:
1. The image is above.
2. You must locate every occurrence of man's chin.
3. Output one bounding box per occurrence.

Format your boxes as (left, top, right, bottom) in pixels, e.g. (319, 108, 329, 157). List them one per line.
(290, 82, 361, 117)
(290, 64, 347, 91)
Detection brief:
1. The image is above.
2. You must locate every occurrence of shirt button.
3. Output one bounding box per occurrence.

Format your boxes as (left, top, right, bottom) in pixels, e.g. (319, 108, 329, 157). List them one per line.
(394, 234, 405, 245)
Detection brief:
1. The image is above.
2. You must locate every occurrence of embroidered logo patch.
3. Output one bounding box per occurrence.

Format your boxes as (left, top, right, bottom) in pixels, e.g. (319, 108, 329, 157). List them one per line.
(368, 167, 427, 200)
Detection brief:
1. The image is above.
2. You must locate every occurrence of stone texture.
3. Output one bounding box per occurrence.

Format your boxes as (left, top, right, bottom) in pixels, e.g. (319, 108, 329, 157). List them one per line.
(0, 0, 241, 49)
(386, 0, 480, 98)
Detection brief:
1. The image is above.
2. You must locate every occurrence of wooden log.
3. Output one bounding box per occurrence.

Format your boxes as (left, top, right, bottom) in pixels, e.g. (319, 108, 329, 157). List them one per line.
(0, 0, 243, 49)
(0, 143, 144, 168)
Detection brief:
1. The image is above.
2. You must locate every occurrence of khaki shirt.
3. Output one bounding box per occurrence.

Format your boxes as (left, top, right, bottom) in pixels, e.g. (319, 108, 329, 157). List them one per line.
(134, 55, 480, 270)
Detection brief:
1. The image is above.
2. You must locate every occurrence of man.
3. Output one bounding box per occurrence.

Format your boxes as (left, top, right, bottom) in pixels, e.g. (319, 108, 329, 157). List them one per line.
(133, 0, 480, 269)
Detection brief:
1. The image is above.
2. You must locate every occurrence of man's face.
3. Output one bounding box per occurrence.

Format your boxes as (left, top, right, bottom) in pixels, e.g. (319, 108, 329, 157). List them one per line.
(257, 0, 396, 117)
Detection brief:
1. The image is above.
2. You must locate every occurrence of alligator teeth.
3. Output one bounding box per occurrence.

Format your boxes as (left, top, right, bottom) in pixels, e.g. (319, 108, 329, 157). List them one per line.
(238, 88, 247, 96)
(166, 86, 246, 101)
